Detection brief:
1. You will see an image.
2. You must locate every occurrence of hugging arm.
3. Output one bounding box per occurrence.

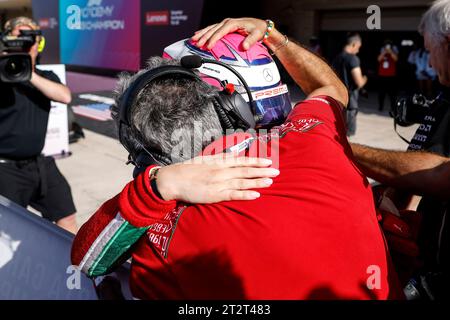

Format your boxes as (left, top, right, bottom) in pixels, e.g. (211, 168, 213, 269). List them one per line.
(71, 155, 279, 277)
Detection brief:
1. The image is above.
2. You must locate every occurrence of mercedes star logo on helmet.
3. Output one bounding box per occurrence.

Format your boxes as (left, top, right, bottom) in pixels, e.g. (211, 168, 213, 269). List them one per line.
(263, 69, 273, 82)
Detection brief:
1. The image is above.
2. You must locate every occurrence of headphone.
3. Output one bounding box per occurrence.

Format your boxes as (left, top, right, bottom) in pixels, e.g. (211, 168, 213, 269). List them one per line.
(37, 36, 46, 53)
(4, 17, 46, 53)
(118, 55, 256, 174)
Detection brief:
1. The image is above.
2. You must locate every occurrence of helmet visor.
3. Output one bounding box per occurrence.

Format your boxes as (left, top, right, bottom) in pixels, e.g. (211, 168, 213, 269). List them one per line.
(252, 84, 292, 128)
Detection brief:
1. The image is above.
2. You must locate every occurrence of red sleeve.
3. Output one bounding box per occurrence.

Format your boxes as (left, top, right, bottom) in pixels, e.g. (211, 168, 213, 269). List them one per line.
(118, 166, 177, 227)
(285, 95, 348, 139)
(288, 95, 347, 133)
(71, 194, 121, 267)
(71, 166, 178, 267)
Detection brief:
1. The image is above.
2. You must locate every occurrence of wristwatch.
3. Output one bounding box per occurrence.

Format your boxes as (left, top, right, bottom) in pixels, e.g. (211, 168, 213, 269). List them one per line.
(149, 166, 163, 200)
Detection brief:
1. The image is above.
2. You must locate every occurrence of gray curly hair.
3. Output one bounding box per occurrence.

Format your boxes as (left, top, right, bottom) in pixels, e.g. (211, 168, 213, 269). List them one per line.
(419, 0, 450, 45)
(111, 57, 223, 163)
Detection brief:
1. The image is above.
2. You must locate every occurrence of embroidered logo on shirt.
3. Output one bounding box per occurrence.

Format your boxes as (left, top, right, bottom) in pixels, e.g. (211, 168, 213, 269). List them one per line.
(277, 118, 323, 138)
(146, 205, 187, 258)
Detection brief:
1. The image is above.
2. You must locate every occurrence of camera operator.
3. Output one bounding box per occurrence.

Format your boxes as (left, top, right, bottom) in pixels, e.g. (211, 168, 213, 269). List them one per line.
(351, 0, 450, 300)
(0, 17, 77, 234)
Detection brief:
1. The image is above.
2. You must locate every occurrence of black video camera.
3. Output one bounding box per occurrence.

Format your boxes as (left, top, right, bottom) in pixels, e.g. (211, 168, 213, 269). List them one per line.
(0, 29, 41, 83)
(391, 93, 434, 127)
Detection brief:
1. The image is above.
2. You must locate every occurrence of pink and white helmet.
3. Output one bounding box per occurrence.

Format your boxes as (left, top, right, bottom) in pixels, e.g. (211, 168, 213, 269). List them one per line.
(163, 33, 292, 128)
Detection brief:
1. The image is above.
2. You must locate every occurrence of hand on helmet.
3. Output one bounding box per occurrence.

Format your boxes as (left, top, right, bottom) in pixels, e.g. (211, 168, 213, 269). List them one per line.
(192, 18, 268, 51)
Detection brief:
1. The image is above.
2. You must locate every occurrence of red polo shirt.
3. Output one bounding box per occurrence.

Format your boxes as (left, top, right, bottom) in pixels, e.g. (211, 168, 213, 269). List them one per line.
(121, 96, 401, 299)
(378, 55, 397, 77)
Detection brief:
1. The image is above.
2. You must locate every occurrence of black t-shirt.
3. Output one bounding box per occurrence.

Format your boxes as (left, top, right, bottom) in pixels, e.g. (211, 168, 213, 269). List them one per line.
(332, 51, 360, 91)
(0, 70, 61, 159)
(407, 89, 450, 276)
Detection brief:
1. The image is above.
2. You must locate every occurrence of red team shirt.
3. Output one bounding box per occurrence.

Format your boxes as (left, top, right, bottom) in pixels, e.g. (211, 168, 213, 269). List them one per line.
(72, 96, 402, 299)
(378, 54, 397, 77)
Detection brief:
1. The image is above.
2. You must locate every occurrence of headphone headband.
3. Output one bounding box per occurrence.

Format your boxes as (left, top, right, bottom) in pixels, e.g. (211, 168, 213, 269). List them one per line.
(118, 65, 201, 127)
(118, 65, 204, 166)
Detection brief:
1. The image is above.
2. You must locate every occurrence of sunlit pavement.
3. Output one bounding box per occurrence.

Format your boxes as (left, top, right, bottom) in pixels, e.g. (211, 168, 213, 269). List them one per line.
(349, 92, 418, 150)
(56, 130, 133, 226)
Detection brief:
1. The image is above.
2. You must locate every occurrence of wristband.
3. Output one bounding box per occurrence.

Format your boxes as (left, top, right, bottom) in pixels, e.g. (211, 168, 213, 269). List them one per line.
(149, 166, 163, 200)
(270, 34, 289, 56)
(263, 19, 275, 43)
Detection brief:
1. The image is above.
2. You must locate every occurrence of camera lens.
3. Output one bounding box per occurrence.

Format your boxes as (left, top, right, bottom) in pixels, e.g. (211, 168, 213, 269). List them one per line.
(0, 53, 32, 83)
(413, 95, 425, 106)
(5, 56, 26, 78)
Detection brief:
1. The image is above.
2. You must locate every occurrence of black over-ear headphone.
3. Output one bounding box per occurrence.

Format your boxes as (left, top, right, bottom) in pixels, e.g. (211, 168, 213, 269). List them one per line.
(117, 55, 256, 175)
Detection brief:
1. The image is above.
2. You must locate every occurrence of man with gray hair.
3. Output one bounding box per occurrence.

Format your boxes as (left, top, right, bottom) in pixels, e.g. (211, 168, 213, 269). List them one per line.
(351, 0, 450, 300)
(112, 56, 224, 166)
(419, 0, 450, 87)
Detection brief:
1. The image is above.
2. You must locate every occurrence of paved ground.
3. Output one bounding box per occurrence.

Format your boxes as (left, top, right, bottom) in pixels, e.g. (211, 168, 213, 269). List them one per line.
(56, 90, 419, 227)
(348, 93, 419, 150)
(56, 129, 133, 226)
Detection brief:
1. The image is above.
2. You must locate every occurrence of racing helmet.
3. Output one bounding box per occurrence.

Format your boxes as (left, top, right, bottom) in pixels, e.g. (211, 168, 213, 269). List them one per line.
(163, 33, 292, 128)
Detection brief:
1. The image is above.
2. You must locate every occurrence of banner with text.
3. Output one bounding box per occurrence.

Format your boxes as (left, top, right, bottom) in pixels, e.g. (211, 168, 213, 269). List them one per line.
(59, 0, 141, 71)
(38, 64, 70, 157)
(32, 0, 205, 71)
(140, 0, 204, 65)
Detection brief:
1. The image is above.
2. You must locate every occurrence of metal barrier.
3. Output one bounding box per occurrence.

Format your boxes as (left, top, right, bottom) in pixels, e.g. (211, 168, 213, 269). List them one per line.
(0, 195, 131, 300)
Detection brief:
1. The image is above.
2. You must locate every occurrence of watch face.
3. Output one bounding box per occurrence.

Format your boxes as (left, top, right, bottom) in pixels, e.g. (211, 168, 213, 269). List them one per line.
(149, 167, 164, 200)
(149, 166, 161, 180)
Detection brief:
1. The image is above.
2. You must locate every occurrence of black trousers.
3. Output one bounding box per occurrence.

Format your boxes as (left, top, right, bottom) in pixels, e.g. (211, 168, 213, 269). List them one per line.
(378, 76, 398, 111)
(345, 89, 359, 136)
(0, 156, 76, 222)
